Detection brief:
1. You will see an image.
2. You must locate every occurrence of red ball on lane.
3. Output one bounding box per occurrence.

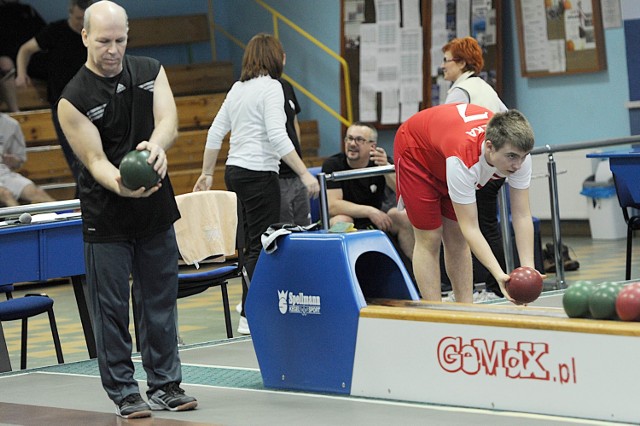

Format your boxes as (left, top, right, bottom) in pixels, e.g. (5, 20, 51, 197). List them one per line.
(506, 266, 543, 304)
(615, 282, 640, 321)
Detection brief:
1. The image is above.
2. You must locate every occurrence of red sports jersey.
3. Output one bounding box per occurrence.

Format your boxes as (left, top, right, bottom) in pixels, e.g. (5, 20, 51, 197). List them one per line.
(396, 103, 491, 182)
(394, 103, 532, 229)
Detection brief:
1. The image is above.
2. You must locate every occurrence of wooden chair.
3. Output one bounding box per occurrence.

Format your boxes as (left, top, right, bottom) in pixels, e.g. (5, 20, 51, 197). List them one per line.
(0, 284, 64, 370)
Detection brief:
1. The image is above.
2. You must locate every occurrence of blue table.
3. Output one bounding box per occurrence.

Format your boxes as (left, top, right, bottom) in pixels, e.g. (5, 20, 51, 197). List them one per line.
(586, 148, 640, 215)
(587, 149, 640, 279)
(0, 218, 96, 372)
(587, 148, 640, 207)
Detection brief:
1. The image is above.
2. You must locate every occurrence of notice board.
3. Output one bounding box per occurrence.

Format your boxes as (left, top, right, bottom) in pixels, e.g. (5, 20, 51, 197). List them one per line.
(515, 0, 607, 77)
(341, 0, 502, 127)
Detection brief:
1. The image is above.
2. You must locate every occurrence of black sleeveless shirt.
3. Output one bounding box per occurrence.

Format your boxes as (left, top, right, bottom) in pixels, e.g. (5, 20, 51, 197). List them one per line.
(60, 55, 180, 242)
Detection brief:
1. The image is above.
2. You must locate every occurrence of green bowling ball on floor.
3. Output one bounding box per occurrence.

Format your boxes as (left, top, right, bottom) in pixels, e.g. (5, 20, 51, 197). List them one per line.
(119, 149, 160, 190)
(562, 281, 597, 318)
(588, 282, 624, 320)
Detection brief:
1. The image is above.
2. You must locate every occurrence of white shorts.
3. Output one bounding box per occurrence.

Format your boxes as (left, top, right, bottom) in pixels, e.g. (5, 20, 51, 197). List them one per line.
(0, 169, 33, 199)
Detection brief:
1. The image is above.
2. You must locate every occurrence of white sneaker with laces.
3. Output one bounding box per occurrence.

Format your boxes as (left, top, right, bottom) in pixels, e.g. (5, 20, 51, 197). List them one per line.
(474, 290, 501, 303)
(441, 290, 501, 303)
(237, 316, 250, 335)
(442, 291, 456, 302)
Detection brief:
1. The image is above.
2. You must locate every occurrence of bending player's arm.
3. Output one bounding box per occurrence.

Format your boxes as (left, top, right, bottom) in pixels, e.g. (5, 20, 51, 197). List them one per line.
(453, 201, 514, 301)
(57, 99, 154, 198)
(509, 186, 535, 268)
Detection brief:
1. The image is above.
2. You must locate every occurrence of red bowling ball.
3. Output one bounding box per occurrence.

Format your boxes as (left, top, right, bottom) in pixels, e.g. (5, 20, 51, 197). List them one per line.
(615, 282, 640, 321)
(506, 266, 543, 304)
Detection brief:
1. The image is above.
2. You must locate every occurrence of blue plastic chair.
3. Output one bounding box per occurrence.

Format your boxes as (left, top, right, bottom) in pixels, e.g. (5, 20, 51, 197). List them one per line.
(612, 173, 640, 280)
(132, 191, 244, 349)
(0, 284, 64, 370)
(174, 192, 244, 339)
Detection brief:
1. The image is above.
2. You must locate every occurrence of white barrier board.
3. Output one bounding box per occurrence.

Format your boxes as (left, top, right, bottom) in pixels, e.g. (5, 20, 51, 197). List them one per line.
(351, 316, 638, 423)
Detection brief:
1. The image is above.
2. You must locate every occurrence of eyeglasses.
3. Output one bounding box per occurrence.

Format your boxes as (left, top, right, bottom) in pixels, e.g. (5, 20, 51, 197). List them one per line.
(442, 57, 459, 64)
(344, 135, 375, 145)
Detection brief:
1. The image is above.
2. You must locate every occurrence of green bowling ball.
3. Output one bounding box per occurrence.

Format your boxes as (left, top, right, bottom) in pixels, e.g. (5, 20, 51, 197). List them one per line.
(119, 149, 160, 190)
(563, 281, 597, 318)
(588, 282, 624, 320)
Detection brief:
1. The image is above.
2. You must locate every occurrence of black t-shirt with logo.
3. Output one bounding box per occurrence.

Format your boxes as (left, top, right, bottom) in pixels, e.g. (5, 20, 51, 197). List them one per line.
(60, 55, 180, 242)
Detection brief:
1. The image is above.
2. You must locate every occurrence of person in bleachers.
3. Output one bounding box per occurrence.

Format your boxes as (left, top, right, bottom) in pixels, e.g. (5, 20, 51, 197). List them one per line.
(0, 0, 47, 112)
(15, 0, 94, 187)
(0, 112, 55, 206)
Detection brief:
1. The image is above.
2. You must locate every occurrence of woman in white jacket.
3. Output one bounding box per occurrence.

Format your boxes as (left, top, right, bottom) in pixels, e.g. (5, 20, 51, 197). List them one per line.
(194, 33, 319, 334)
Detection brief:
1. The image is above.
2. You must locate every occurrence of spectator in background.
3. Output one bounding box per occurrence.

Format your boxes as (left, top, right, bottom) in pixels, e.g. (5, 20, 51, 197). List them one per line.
(440, 36, 508, 301)
(193, 33, 319, 336)
(16, 0, 94, 188)
(0, 112, 55, 206)
(0, 0, 47, 112)
(322, 122, 414, 263)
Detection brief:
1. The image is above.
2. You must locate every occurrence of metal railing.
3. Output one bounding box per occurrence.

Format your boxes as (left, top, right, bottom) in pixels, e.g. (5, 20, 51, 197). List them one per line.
(318, 165, 395, 231)
(531, 135, 640, 289)
(207, 0, 353, 127)
(0, 199, 80, 219)
(315, 134, 640, 290)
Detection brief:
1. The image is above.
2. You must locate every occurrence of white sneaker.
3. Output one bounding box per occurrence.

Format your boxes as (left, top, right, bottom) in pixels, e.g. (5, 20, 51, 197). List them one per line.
(237, 316, 250, 335)
(441, 291, 501, 303)
(236, 302, 242, 314)
(474, 290, 501, 303)
(442, 291, 456, 302)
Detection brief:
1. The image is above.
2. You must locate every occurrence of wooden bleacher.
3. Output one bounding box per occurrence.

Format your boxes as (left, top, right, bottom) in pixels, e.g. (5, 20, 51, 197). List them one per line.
(12, 62, 235, 112)
(8, 14, 232, 110)
(5, 13, 322, 201)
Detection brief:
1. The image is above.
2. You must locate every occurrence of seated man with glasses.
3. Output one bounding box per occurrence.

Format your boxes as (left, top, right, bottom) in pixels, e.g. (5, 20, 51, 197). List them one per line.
(321, 122, 414, 263)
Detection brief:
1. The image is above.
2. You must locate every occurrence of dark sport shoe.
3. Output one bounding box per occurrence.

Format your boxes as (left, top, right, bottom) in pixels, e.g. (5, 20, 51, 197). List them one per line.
(116, 393, 152, 419)
(148, 382, 198, 412)
(543, 243, 580, 273)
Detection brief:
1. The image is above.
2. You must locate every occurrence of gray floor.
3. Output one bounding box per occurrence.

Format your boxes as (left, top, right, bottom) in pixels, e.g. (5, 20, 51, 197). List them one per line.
(0, 332, 628, 425)
(1, 235, 639, 425)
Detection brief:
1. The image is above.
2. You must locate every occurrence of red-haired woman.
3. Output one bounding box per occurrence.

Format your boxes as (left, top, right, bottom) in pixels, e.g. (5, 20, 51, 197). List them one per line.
(441, 36, 506, 112)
